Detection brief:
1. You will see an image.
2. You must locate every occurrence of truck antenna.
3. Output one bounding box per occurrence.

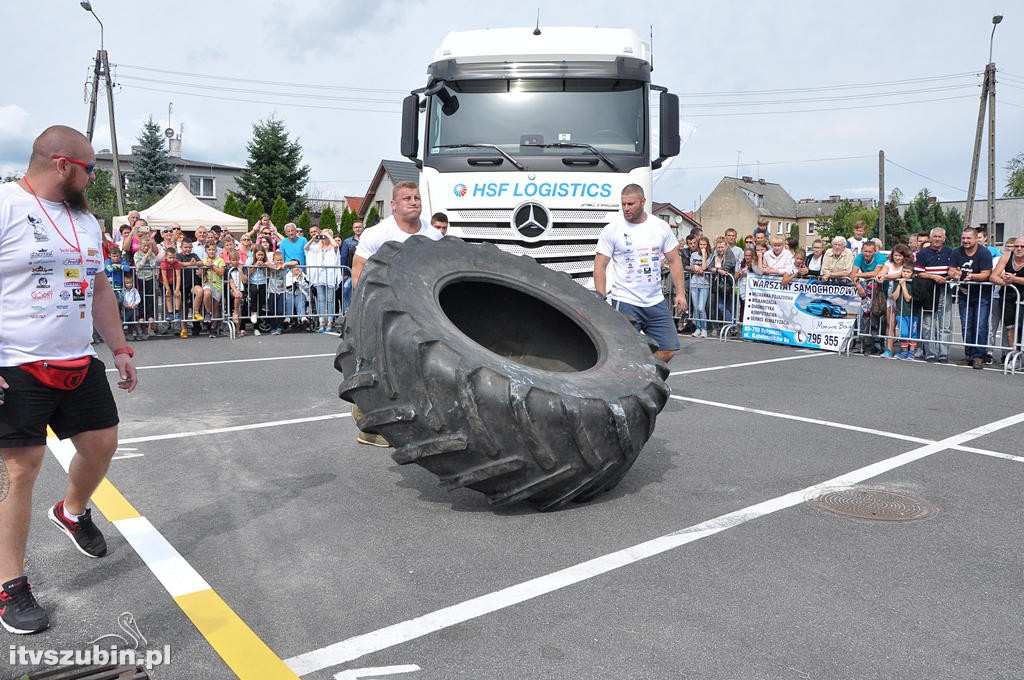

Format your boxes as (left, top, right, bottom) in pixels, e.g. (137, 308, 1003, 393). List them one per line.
(533, 9, 541, 35)
(650, 25, 654, 71)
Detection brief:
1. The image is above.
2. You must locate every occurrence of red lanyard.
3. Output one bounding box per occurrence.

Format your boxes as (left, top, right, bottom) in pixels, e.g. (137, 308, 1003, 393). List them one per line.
(22, 178, 88, 292)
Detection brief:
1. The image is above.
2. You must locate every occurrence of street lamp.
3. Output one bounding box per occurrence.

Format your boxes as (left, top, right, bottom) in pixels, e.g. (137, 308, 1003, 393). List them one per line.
(80, 1, 103, 52)
(80, 1, 124, 214)
(989, 14, 1002, 64)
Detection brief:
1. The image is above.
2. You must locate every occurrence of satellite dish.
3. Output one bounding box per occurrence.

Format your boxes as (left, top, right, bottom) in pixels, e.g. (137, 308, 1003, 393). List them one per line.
(164, 128, 175, 138)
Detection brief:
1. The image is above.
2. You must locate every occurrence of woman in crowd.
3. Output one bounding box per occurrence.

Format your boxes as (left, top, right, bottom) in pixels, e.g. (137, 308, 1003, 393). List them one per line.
(806, 239, 825, 278)
(266, 250, 288, 335)
(707, 235, 738, 332)
(688, 235, 712, 338)
(991, 237, 1024, 362)
(306, 228, 343, 333)
(874, 244, 914, 357)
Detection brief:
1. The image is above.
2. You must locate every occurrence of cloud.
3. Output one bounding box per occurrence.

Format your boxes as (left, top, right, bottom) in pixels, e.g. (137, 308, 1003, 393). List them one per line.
(0, 104, 34, 170)
(274, 0, 425, 60)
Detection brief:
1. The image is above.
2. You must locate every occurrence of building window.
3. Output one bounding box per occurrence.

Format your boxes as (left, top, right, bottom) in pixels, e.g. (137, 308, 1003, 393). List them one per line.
(981, 222, 1006, 244)
(777, 221, 786, 234)
(189, 176, 215, 199)
(807, 221, 816, 235)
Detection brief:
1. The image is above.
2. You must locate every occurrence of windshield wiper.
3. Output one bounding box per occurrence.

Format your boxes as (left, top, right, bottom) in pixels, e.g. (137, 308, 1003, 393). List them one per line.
(524, 142, 621, 172)
(435, 144, 525, 171)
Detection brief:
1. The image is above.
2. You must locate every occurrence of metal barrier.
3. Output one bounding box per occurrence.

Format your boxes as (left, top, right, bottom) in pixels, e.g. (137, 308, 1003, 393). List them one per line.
(226, 263, 352, 337)
(665, 269, 741, 342)
(845, 277, 1022, 374)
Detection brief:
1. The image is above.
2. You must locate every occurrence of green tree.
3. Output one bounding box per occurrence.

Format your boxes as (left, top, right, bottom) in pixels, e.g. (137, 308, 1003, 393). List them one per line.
(365, 206, 380, 228)
(814, 201, 878, 245)
(222, 192, 243, 217)
(236, 116, 310, 214)
(270, 195, 290, 229)
(319, 205, 337, 233)
(1005, 152, 1024, 197)
(296, 209, 312, 235)
(243, 198, 265, 227)
(86, 168, 119, 232)
(128, 117, 179, 207)
(3, 173, 22, 183)
(338, 207, 355, 239)
(878, 197, 908, 249)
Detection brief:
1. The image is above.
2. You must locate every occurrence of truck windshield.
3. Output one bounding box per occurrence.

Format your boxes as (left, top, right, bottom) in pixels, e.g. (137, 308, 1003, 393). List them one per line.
(428, 78, 645, 157)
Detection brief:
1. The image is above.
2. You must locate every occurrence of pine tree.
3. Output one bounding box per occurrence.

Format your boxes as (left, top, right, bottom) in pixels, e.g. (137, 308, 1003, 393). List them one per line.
(296, 209, 312, 236)
(270, 195, 290, 229)
(319, 205, 337, 233)
(244, 198, 265, 227)
(365, 206, 381, 228)
(222, 192, 243, 217)
(129, 117, 179, 207)
(236, 116, 310, 214)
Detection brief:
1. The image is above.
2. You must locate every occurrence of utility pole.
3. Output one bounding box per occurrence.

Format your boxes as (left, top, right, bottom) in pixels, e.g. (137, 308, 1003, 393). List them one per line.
(878, 150, 885, 247)
(964, 15, 1002, 232)
(81, 2, 124, 215)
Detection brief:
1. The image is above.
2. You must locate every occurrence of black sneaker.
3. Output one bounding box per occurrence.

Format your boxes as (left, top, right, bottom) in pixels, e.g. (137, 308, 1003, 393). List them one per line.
(48, 501, 107, 558)
(0, 576, 49, 634)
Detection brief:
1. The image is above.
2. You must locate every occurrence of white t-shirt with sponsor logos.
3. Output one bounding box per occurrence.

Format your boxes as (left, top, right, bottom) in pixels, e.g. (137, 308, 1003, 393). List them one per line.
(0, 182, 104, 366)
(354, 216, 442, 261)
(596, 212, 677, 307)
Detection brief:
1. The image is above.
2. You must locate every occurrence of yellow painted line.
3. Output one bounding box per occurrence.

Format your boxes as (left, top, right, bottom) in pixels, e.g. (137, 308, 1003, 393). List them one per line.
(90, 478, 141, 521)
(176, 590, 301, 679)
(46, 434, 299, 680)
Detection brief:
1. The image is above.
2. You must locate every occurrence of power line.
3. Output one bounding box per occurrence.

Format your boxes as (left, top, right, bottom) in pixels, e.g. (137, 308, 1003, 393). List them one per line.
(116, 63, 407, 94)
(884, 158, 977, 197)
(682, 71, 979, 97)
(682, 83, 976, 109)
(683, 94, 976, 117)
(120, 83, 400, 114)
(117, 74, 400, 104)
(669, 155, 874, 172)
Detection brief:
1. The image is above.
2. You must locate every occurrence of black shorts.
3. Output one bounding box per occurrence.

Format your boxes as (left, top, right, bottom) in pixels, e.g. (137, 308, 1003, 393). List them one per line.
(0, 357, 119, 447)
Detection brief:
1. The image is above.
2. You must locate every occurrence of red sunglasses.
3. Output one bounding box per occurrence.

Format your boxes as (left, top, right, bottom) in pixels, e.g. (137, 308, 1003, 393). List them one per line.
(52, 155, 96, 174)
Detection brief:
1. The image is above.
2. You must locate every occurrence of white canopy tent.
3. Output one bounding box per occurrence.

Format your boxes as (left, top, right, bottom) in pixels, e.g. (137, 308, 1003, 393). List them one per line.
(114, 182, 248, 233)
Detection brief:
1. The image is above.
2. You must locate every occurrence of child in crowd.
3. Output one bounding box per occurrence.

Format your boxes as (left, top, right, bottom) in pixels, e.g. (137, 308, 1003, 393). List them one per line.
(121, 273, 142, 341)
(267, 250, 287, 335)
(133, 237, 160, 338)
(177, 239, 203, 337)
(793, 250, 809, 278)
(160, 245, 186, 338)
(226, 250, 248, 336)
(891, 262, 919, 359)
(199, 242, 225, 339)
(285, 264, 310, 331)
(246, 247, 270, 335)
(104, 246, 130, 306)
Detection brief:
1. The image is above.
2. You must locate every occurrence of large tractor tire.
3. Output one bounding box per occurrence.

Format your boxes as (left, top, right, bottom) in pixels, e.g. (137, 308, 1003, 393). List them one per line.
(335, 236, 670, 511)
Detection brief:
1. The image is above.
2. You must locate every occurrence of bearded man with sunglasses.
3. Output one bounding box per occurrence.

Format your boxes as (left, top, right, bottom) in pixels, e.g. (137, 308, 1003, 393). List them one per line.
(0, 125, 138, 635)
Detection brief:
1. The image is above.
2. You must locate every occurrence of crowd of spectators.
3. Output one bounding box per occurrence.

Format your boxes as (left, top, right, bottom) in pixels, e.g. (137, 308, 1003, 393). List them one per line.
(663, 219, 1024, 369)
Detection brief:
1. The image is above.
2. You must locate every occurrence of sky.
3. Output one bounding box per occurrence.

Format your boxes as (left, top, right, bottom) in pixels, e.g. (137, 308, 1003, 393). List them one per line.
(2, 1, 1022, 213)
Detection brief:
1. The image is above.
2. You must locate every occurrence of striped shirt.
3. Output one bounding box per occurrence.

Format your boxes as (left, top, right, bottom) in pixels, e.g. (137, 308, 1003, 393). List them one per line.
(913, 245, 953, 275)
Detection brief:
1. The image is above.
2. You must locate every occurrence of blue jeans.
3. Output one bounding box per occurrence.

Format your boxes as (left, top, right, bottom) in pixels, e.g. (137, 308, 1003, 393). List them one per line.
(286, 292, 307, 318)
(921, 292, 952, 359)
(342, 278, 352, 311)
(958, 292, 991, 360)
(268, 292, 285, 330)
(690, 286, 709, 331)
(314, 284, 336, 327)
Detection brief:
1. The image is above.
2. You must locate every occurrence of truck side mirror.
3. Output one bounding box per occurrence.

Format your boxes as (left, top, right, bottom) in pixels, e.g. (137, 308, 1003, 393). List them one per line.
(401, 95, 421, 167)
(653, 92, 680, 169)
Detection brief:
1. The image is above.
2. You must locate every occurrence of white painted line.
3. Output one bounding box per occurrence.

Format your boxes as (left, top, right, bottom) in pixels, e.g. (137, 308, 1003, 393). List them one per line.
(111, 453, 145, 460)
(118, 412, 351, 444)
(283, 410, 1024, 675)
(335, 665, 421, 680)
(669, 351, 828, 376)
(104, 352, 336, 373)
(113, 516, 211, 598)
(668, 395, 1019, 461)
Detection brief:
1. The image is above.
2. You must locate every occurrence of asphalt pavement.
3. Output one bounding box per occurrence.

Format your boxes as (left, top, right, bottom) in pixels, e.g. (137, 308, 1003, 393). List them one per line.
(7, 332, 1023, 680)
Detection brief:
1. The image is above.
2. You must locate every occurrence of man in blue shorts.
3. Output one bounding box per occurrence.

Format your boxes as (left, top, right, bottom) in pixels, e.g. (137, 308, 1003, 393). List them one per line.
(0, 125, 138, 634)
(594, 184, 686, 363)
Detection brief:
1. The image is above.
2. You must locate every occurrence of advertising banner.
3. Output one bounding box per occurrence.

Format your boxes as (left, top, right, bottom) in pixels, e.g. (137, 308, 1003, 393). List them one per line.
(741, 276, 860, 351)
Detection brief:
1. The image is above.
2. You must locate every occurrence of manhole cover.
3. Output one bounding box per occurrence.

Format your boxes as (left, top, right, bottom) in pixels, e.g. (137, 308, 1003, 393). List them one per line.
(806, 487, 938, 522)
